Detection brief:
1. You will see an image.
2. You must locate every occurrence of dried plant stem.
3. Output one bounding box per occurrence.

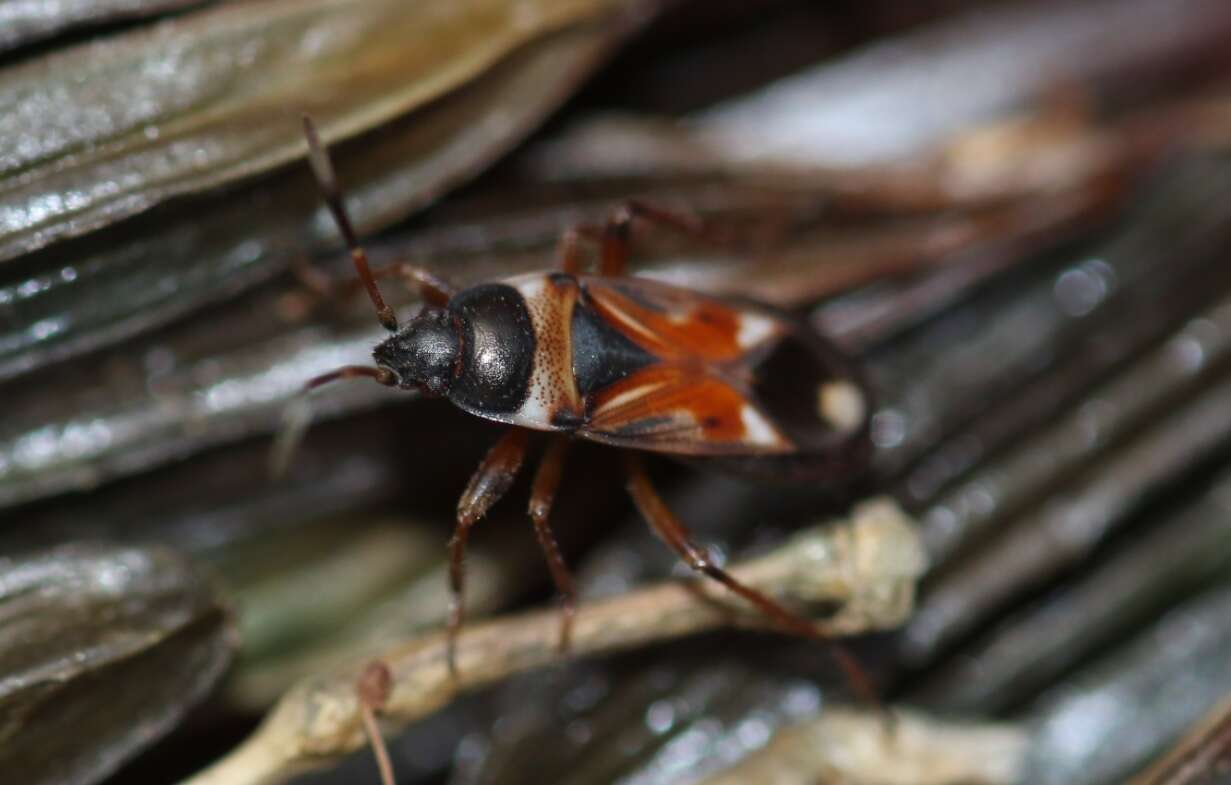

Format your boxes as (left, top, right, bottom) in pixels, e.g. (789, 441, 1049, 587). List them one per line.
(179, 498, 923, 785)
(1126, 692, 1231, 785)
(699, 707, 1026, 785)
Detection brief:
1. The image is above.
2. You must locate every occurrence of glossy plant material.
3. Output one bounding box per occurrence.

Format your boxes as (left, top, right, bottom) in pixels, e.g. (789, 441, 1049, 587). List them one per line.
(0, 0, 643, 380)
(0, 0, 210, 52)
(865, 157, 1231, 477)
(0, 0, 629, 260)
(1126, 693, 1231, 785)
(903, 368, 1231, 664)
(912, 465, 1231, 715)
(0, 543, 236, 785)
(916, 286, 1231, 571)
(1025, 583, 1231, 785)
(893, 254, 1231, 512)
(0, 410, 416, 556)
(693, 0, 1231, 167)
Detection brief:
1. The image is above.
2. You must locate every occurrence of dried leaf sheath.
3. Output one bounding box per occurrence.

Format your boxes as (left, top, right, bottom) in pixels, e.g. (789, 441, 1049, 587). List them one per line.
(0, 544, 235, 785)
(0, 3, 639, 382)
(0, 0, 635, 260)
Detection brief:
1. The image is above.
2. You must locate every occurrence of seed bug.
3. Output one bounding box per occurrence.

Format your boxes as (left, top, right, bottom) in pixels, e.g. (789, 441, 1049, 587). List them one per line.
(287, 117, 877, 704)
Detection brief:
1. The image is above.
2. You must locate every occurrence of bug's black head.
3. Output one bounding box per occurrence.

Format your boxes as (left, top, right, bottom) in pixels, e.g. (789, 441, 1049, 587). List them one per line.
(372, 307, 462, 396)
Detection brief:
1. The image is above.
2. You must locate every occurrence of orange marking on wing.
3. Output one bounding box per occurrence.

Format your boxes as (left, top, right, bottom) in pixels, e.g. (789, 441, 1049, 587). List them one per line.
(588, 365, 788, 451)
(584, 282, 748, 363)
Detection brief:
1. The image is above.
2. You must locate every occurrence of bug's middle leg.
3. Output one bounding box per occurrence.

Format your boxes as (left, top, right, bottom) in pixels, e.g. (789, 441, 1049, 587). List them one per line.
(556, 228, 585, 275)
(449, 428, 529, 678)
(570, 201, 712, 277)
(527, 438, 578, 652)
(622, 454, 881, 707)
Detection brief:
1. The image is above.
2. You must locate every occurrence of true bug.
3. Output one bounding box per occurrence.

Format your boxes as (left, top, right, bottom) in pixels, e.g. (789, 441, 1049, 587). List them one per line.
(289, 118, 875, 695)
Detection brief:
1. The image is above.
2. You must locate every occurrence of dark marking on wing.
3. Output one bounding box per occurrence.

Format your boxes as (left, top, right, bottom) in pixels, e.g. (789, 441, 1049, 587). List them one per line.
(748, 330, 867, 448)
(571, 294, 658, 396)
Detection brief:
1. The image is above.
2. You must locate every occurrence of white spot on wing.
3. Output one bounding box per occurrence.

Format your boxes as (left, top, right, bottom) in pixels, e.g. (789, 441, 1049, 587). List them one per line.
(818, 380, 866, 433)
(737, 312, 777, 348)
(741, 404, 786, 447)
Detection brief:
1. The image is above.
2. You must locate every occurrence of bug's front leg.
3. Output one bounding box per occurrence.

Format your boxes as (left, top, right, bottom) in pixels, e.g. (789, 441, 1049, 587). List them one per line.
(290, 255, 455, 310)
(622, 454, 882, 709)
(527, 438, 578, 652)
(300, 115, 454, 325)
(449, 428, 529, 678)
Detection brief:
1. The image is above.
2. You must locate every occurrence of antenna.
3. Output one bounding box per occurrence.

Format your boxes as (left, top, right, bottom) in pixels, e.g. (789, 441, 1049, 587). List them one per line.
(302, 115, 398, 331)
(269, 365, 396, 477)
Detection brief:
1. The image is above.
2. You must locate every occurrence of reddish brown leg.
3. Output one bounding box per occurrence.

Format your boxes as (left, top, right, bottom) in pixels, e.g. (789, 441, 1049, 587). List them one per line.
(621, 200, 712, 243)
(556, 228, 585, 275)
(301, 120, 453, 309)
(622, 454, 882, 708)
(302, 115, 453, 326)
(357, 661, 396, 785)
(572, 200, 713, 277)
(596, 205, 633, 277)
(449, 428, 530, 678)
(303, 116, 396, 329)
(292, 257, 454, 309)
(527, 438, 578, 652)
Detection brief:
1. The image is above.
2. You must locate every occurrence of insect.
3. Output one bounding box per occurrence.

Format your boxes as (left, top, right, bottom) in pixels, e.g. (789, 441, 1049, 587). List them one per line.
(289, 118, 875, 694)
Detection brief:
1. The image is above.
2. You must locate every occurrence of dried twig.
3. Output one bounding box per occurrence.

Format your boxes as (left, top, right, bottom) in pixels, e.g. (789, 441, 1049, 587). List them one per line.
(1126, 692, 1231, 785)
(698, 707, 1026, 785)
(179, 498, 924, 785)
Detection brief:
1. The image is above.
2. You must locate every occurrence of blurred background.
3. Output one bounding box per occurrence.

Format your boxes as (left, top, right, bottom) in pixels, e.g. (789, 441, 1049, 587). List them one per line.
(3, 1, 1231, 784)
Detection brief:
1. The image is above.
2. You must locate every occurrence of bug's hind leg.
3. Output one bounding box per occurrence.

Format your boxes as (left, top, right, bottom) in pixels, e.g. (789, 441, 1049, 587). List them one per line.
(527, 438, 578, 652)
(449, 428, 530, 678)
(622, 454, 882, 709)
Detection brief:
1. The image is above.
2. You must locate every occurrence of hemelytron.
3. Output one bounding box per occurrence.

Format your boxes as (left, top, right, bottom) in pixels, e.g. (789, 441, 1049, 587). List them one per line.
(374, 272, 870, 471)
(289, 117, 875, 699)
